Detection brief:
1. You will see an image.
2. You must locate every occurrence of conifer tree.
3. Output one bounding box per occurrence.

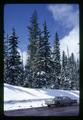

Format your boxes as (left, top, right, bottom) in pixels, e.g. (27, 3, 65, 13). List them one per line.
(42, 21, 53, 88)
(25, 10, 40, 87)
(24, 55, 33, 87)
(76, 59, 79, 90)
(31, 20, 53, 88)
(61, 51, 67, 89)
(53, 32, 61, 89)
(28, 10, 40, 61)
(4, 34, 10, 83)
(20, 52, 25, 86)
(8, 28, 23, 85)
(69, 53, 77, 89)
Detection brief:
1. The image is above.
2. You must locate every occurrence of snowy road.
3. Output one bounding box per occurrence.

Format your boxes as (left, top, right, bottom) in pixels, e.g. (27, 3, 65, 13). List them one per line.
(4, 105, 79, 116)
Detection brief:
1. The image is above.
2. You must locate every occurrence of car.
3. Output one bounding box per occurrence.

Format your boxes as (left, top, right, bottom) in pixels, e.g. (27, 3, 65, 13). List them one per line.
(45, 97, 64, 107)
(62, 96, 77, 106)
(45, 96, 77, 107)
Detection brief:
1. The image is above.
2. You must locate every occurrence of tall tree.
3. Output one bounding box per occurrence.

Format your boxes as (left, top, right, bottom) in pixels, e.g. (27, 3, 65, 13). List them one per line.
(63, 52, 76, 90)
(69, 53, 78, 89)
(33, 20, 53, 88)
(24, 55, 33, 87)
(52, 32, 61, 89)
(25, 10, 40, 87)
(42, 21, 54, 88)
(75, 59, 79, 90)
(32, 30, 45, 88)
(61, 51, 67, 89)
(20, 52, 25, 86)
(8, 28, 23, 85)
(4, 34, 10, 83)
(28, 10, 39, 61)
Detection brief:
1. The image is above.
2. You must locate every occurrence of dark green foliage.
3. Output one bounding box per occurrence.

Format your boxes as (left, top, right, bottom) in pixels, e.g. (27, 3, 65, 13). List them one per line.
(69, 53, 78, 90)
(61, 51, 67, 89)
(76, 59, 79, 90)
(33, 21, 53, 88)
(52, 32, 61, 89)
(28, 10, 40, 61)
(4, 34, 10, 83)
(8, 28, 23, 86)
(25, 10, 40, 87)
(61, 51, 79, 90)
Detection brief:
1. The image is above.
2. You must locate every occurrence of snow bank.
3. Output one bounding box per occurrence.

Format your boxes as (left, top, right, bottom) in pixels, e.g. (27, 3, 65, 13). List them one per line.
(4, 83, 79, 111)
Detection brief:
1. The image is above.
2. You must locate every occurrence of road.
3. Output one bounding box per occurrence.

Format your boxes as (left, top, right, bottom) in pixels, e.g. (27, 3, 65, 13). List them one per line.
(4, 105, 79, 116)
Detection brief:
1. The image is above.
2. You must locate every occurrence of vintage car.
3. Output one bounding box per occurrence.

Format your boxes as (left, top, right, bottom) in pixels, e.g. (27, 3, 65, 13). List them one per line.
(45, 96, 77, 107)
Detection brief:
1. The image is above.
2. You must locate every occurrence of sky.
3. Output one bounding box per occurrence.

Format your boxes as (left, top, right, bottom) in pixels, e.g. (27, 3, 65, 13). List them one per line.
(4, 4, 79, 66)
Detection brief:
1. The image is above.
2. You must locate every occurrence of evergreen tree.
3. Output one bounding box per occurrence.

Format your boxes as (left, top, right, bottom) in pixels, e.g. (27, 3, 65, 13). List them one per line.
(8, 28, 23, 86)
(31, 20, 53, 88)
(69, 53, 78, 89)
(28, 10, 40, 62)
(62, 51, 67, 71)
(32, 30, 45, 88)
(63, 52, 76, 90)
(41, 21, 53, 88)
(25, 10, 40, 87)
(64, 55, 71, 89)
(20, 52, 25, 86)
(4, 34, 10, 83)
(61, 51, 67, 89)
(76, 59, 79, 90)
(24, 55, 33, 87)
(52, 32, 61, 89)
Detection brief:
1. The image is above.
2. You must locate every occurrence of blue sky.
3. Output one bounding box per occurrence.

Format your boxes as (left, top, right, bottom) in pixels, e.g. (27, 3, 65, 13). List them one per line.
(4, 4, 79, 65)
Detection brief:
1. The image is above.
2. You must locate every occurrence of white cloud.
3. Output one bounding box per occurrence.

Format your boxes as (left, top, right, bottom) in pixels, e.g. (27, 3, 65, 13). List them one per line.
(48, 4, 79, 29)
(48, 4, 79, 60)
(60, 26, 79, 60)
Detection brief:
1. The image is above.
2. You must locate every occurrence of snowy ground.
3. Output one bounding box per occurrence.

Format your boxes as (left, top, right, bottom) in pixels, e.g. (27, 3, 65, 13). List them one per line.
(4, 84, 79, 111)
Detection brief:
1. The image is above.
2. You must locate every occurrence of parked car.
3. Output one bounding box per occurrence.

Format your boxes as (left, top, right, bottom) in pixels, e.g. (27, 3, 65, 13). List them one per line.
(45, 97, 64, 107)
(45, 96, 77, 107)
(62, 96, 77, 106)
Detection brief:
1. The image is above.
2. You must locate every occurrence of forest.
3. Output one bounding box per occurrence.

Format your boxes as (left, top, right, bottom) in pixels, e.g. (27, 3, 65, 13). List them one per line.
(4, 10, 79, 90)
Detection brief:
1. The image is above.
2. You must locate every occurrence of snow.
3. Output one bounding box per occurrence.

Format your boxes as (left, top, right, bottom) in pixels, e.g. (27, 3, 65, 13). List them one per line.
(37, 71, 45, 75)
(4, 83, 79, 111)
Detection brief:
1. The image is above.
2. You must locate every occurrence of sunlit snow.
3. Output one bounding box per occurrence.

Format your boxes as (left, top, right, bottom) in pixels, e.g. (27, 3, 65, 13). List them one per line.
(4, 83, 79, 111)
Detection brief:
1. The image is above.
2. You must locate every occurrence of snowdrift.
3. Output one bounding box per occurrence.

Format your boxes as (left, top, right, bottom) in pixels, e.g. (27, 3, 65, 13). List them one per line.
(4, 83, 79, 111)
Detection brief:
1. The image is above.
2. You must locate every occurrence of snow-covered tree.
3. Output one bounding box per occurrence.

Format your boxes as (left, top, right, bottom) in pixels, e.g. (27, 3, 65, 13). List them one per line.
(41, 21, 53, 88)
(61, 51, 67, 89)
(32, 30, 46, 88)
(20, 53, 25, 86)
(33, 21, 53, 88)
(63, 52, 79, 90)
(25, 10, 40, 87)
(8, 28, 23, 86)
(75, 59, 79, 90)
(69, 53, 78, 90)
(52, 32, 61, 89)
(4, 34, 10, 83)
(24, 59, 33, 87)
(28, 10, 40, 61)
